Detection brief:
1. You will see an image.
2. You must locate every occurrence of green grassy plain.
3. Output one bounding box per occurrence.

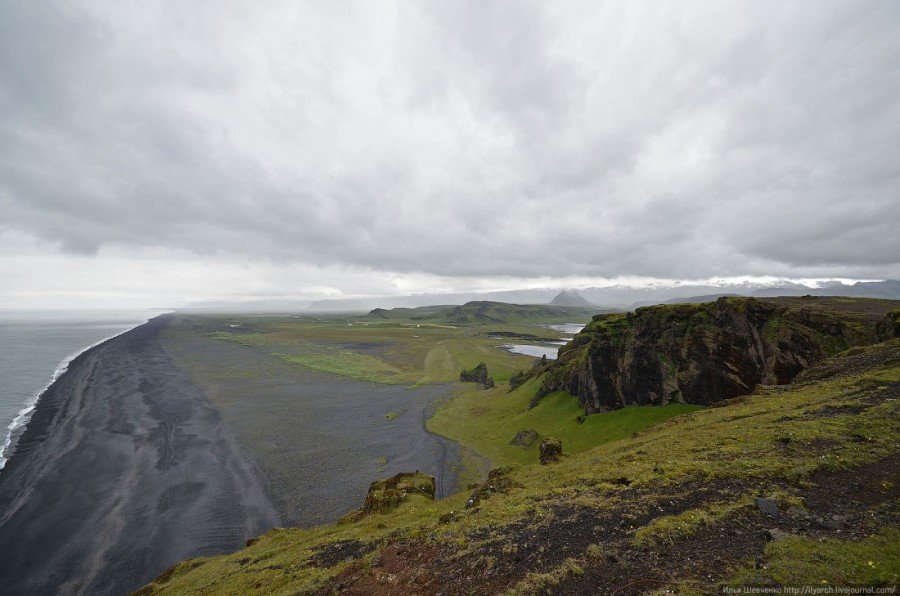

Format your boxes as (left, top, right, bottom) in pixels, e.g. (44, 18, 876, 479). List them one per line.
(209, 319, 550, 385)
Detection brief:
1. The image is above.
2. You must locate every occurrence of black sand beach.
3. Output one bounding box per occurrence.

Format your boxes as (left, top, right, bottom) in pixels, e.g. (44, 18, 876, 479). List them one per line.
(0, 315, 462, 594)
(0, 315, 279, 594)
(161, 315, 461, 527)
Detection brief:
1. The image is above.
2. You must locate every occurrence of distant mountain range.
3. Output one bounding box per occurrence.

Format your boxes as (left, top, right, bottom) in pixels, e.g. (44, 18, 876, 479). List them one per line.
(183, 280, 900, 313)
(308, 279, 900, 311)
(657, 279, 900, 306)
(364, 301, 596, 325)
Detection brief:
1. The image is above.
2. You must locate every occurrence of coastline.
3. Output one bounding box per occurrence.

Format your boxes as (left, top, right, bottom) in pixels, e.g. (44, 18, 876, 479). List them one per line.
(0, 317, 154, 471)
(0, 315, 279, 595)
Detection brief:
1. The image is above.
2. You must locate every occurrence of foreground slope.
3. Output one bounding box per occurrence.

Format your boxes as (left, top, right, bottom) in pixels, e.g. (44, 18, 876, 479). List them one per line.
(141, 335, 899, 594)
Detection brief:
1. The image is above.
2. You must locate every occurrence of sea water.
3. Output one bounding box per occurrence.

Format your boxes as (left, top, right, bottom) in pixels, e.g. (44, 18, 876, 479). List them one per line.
(0, 309, 164, 470)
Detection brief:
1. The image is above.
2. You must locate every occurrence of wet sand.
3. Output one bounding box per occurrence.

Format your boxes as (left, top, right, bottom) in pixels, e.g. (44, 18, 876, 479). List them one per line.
(0, 316, 279, 595)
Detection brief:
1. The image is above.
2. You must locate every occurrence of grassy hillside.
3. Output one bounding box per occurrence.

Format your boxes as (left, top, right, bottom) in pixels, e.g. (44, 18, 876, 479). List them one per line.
(428, 378, 702, 484)
(140, 339, 900, 594)
(363, 301, 599, 325)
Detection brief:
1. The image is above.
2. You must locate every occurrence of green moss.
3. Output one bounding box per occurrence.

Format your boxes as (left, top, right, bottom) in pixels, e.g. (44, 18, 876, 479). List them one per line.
(634, 508, 714, 547)
(504, 557, 584, 595)
(584, 312, 631, 347)
(730, 529, 900, 587)
(633, 500, 747, 547)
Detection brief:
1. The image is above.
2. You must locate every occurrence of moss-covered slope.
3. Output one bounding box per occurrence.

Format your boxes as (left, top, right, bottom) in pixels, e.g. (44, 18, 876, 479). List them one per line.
(139, 338, 899, 595)
(536, 296, 898, 412)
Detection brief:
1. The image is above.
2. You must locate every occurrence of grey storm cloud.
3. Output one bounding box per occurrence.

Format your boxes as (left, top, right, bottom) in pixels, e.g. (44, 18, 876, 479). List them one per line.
(1, 0, 899, 281)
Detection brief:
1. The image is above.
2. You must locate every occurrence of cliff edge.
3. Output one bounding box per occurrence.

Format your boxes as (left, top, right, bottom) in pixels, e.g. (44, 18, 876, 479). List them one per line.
(536, 296, 899, 412)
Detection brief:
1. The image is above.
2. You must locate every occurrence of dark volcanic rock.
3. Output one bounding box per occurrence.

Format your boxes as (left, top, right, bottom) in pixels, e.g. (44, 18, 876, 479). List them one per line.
(764, 528, 793, 542)
(539, 438, 562, 465)
(460, 362, 494, 388)
(536, 296, 896, 412)
(756, 497, 780, 517)
(509, 429, 539, 448)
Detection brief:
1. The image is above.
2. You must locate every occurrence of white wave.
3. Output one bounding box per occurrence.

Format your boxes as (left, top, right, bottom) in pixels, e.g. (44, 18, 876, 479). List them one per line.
(0, 318, 154, 471)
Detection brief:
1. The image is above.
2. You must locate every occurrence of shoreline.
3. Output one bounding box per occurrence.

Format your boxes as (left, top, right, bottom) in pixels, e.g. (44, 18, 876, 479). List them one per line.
(0, 318, 151, 482)
(0, 315, 279, 594)
(0, 316, 156, 471)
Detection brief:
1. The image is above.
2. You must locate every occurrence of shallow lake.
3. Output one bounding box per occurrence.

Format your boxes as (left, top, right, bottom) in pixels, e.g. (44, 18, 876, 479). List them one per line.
(502, 344, 559, 359)
(544, 323, 585, 334)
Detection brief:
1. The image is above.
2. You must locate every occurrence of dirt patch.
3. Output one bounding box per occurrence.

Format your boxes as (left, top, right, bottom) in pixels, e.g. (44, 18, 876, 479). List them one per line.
(803, 455, 900, 525)
(557, 454, 900, 594)
(800, 381, 898, 420)
(796, 341, 900, 383)
(319, 541, 442, 595)
(309, 540, 378, 569)
(316, 455, 900, 595)
(339, 342, 397, 357)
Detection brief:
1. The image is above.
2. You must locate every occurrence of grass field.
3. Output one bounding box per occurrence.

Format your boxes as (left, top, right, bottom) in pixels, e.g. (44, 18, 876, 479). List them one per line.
(208, 319, 551, 385)
(428, 378, 703, 481)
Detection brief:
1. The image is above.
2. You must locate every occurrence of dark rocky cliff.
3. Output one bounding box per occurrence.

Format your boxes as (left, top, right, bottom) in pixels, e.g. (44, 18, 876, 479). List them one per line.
(537, 296, 899, 412)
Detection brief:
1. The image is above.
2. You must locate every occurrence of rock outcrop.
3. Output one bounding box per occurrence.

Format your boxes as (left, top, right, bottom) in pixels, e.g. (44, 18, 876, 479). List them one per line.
(465, 467, 520, 509)
(340, 472, 435, 523)
(539, 438, 562, 464)
(460, 362, 495, 388)
(536, 296, 898, 413)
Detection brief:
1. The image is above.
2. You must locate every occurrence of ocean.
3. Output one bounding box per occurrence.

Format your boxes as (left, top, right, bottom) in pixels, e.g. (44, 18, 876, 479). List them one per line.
(0, 309, 164, 469)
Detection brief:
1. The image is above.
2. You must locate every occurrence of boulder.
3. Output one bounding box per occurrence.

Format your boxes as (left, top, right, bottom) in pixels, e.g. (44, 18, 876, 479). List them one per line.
(509, 429, 539, 448)
(465, 467, 519, 509)
(363, 471, 435, 514)
(460, 362, 495, 389)
(539, 438, 562, 465)
(764, 528, 793, 542)
(756, 497, 780, 518)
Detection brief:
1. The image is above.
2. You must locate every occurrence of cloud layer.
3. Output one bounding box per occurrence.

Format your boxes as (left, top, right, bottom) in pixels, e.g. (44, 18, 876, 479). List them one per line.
(1, 1, 898, 306)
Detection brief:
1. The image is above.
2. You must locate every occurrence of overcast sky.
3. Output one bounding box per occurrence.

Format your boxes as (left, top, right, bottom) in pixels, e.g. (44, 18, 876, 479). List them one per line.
(1, 1, 898, 308)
